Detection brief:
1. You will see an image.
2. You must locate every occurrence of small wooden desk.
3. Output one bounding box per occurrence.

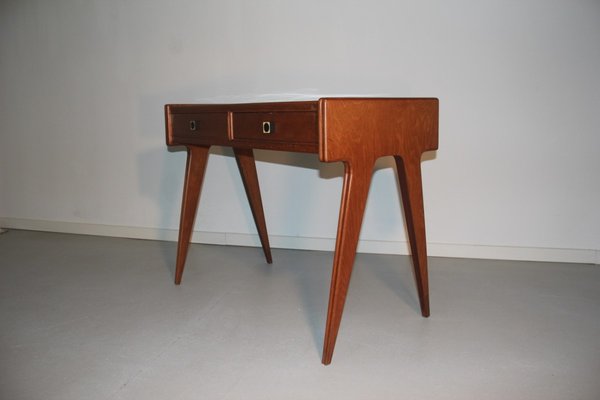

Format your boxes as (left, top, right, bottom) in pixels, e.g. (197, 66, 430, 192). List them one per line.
(165, 98, 439, 364)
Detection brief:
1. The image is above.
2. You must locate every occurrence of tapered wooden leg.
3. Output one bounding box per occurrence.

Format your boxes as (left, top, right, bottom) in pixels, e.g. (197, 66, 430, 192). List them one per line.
(174, 145, 210, 285)
(322, 161, 373, 365)
(394, 155, 430, 317)
(233, 148, 273, 264)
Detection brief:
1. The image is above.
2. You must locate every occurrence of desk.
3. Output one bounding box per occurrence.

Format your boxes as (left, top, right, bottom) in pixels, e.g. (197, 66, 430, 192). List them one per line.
(165, 98, 439, 364)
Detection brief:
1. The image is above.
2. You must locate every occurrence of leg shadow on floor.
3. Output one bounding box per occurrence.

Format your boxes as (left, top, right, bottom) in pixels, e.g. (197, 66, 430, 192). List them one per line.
(368, 253, 422, 314)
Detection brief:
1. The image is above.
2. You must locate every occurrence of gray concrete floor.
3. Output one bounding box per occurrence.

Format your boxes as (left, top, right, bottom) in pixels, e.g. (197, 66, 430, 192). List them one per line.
(0, 230, 599, 400)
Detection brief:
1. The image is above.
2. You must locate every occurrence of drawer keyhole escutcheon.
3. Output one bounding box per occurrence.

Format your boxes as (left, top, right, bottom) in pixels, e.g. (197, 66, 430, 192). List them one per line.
(189, 120, 197, 131)
(262, 121, 272, 134)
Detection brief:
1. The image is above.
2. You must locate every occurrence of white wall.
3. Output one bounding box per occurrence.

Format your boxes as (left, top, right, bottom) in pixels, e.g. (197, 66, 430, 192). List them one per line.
(1, 0, 599, 263)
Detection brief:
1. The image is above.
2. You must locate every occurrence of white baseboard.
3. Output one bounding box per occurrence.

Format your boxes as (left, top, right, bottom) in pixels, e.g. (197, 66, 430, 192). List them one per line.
(1, 217, 598, 265)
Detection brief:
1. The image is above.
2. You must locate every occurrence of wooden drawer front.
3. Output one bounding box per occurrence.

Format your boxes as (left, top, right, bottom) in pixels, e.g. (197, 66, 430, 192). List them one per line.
(171, 112, 228, 142)
(231, 112, 318, 145)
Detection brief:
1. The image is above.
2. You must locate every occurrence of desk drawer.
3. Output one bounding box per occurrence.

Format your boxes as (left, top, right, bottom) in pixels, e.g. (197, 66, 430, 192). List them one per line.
(171, 112, 228, 142)
(231, 112, 318, 145)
